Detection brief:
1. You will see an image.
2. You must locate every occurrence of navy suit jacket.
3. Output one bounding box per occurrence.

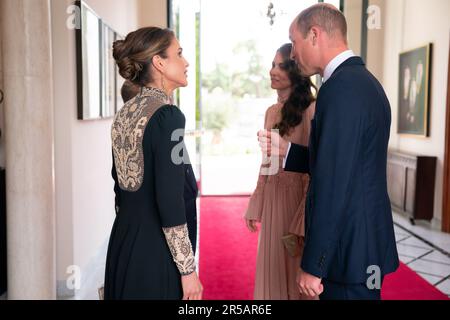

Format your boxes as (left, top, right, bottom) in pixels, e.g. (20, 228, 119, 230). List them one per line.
(285, 57, 399, 283)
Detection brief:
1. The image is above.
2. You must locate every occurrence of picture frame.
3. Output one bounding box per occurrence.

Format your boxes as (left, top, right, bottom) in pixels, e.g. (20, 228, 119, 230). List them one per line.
(397, 43, 432, 137)
(101, 23, 116, 119)
(76, 0, 102, 120)
(76, 0, 123, 120)
(114, 32, 126, 113)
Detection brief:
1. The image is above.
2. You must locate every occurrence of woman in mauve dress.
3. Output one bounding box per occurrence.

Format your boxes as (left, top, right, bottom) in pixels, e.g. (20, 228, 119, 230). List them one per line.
(245, 43, 316, 300)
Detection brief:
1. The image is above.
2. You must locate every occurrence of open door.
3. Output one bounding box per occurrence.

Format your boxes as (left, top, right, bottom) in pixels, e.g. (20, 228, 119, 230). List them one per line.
(168, 0, 343, 197)
(169, 0, 202, 192)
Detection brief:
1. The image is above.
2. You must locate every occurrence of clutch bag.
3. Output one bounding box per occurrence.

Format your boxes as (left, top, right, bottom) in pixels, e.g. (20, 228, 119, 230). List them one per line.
(281, 233, 301, 257)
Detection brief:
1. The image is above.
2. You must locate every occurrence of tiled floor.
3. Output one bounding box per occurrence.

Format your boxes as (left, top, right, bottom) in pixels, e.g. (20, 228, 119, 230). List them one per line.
(393, 212, 450, 298)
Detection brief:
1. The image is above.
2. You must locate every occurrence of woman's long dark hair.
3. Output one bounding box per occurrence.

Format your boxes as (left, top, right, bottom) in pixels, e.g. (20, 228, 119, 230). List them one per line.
(273, 43, 316, 137)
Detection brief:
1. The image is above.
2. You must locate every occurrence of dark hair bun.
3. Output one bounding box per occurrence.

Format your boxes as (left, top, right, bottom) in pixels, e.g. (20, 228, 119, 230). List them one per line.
(111, 27, 174, 86)
(113, 40, 143, 81)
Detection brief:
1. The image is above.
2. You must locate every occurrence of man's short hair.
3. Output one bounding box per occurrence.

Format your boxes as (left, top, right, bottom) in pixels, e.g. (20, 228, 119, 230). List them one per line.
(121, 80, 141, 103)
(296, 3, 347, 41)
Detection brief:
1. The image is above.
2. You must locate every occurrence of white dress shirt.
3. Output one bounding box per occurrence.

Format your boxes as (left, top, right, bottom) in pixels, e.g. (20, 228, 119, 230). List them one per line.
(282, 50, 356, 168)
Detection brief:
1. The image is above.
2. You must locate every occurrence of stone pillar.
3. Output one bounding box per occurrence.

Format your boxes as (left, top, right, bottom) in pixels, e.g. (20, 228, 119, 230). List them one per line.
(0, 0, 56, 299)
(0, 9, 4, 168)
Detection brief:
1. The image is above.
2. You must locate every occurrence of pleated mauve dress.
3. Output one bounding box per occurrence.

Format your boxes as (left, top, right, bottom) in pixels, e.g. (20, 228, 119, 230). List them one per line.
(245, 100, 316, 300)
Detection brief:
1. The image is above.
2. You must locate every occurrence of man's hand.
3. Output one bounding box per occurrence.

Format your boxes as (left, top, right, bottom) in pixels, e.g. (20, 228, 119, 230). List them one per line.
(296, 268, 323, 298)
(257, 130, 288, 158)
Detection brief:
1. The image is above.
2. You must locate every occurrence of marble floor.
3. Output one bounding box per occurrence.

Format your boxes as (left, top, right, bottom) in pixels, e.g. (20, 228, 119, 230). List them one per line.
(393, 212, 450, 298)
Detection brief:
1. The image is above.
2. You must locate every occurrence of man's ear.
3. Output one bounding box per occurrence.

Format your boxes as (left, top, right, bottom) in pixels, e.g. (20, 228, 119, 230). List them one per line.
(310, 27, 320, 46)
(152, 55, 165, 74)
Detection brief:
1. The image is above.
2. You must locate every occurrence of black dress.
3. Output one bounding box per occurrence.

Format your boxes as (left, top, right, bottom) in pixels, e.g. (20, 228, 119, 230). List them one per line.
(184, 163, 198, 253)
(104, 86, 196, 300)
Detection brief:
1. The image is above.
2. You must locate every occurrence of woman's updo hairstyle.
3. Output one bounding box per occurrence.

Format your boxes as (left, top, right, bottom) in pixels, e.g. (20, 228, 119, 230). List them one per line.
(113, 27, 175, 86)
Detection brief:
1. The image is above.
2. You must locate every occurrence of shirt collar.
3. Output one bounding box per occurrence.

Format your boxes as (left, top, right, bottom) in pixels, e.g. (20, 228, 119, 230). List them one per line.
(323, 50, 356, 83)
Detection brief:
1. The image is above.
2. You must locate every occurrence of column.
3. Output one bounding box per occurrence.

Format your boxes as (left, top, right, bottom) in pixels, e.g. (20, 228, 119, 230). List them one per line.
(0, 0, 56, 299)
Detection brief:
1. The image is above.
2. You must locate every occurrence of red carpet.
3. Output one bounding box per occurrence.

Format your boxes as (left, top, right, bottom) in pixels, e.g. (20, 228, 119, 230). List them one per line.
(199, 196, 449, 300)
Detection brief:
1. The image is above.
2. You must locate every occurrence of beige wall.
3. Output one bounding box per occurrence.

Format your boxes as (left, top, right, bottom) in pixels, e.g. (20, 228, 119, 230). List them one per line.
(0, 30, 4, 168)
(379, 0, 450, 226)
(345, 0, 363, 56)
(139, 0, 168, 28)
(366, 0, 385, 81)
(50, 0, 167, 296)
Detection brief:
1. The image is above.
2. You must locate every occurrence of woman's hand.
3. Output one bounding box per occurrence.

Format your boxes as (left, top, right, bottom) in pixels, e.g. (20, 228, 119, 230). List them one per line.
(181, 271, 203, 300)
(245, 218, 258, 232)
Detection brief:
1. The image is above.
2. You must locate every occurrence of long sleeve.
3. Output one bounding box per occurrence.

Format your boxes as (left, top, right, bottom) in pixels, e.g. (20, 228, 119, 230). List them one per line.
(300, 84, 362, 279)
(244, 164, 268, 221)
(287, 102, 315, 235)
(151, 105, 196, 276)
(111, 152, 121, 215)
(288, 174, 310, 237)
(284, 143, 310, 174)
(245, 107, 272, 221)
(162, 224, 196, 275)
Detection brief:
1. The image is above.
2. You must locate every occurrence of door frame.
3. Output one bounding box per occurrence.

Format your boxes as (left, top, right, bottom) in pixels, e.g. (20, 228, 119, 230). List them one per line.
(443, 35, 450, 233)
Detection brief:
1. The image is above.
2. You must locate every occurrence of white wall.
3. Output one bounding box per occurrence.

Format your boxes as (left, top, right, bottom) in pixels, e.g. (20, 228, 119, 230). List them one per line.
(380, 0, 450, 226)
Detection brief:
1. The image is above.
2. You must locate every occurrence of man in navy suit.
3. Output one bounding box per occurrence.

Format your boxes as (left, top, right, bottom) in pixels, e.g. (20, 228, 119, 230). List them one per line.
(258, 3, 399, 300)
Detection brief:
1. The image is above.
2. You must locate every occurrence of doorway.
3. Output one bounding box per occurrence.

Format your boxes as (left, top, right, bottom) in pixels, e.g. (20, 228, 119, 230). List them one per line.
(170, 0, 327, 196)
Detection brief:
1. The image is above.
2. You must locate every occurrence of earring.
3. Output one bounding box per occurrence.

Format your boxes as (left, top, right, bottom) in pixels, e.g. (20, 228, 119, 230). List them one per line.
(161, 76, 166, 92)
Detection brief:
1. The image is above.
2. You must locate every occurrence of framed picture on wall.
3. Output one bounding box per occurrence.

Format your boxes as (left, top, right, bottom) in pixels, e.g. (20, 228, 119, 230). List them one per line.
(101, 23, 116, 118)
(115, 32, 126, 113)
(76, 1, 102, 120)
(397, 43, 432, 136)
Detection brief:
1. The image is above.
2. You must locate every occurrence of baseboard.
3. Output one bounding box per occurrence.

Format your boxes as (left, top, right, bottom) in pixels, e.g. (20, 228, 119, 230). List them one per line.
(431, 217, 442, 230)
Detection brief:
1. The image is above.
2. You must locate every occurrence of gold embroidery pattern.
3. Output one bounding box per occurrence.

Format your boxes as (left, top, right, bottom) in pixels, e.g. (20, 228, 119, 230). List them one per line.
(162, 224, 196, 275)
(111, 87, 169, 191)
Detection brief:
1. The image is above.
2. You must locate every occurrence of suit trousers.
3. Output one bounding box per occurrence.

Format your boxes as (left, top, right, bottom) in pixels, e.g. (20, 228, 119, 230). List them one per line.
(319, 277, 383, 300)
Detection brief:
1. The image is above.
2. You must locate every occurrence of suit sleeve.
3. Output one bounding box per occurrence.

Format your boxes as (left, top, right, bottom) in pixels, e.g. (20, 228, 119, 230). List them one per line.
(151, 105, 195, 275)
(284, 143, 310, 174)
(245, 108, 271, 221)
(111, 152, 121, 215)
(300, 88, 362, 279)
(288, 174, 309, 237)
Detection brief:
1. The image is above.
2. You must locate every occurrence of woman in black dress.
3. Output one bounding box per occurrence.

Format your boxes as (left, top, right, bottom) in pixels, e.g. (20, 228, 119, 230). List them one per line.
(104, 26, 203, 300)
